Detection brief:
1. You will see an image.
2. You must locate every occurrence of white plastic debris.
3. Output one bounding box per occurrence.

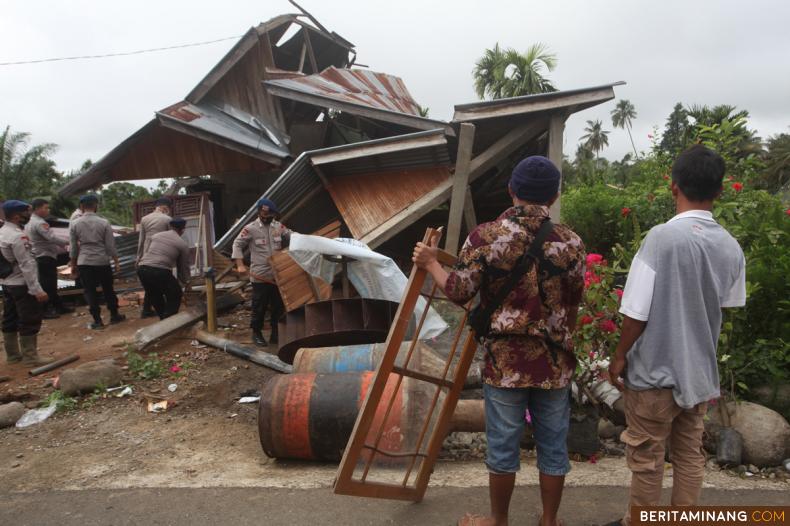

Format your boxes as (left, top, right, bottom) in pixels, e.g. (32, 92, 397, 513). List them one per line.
(238, 396, 261, 404)
(190, 340, 207, 349)
(113, 386, 133, 398)
(15, 403, 58, 428)
(167, 383, 178, 393)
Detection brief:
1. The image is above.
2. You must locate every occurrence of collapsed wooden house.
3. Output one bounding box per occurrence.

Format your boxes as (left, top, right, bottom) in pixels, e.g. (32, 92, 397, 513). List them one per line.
(60, 6, 622, 264)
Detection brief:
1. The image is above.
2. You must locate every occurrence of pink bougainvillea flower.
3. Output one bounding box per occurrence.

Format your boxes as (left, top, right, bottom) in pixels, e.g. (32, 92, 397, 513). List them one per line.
(614, 289, 624, 299)
(786, 208, 790, 216)
(580, 315, 594, 325)
(584, 271, 602, 286)
(599, 319, 617, 333)
(732, 182, 743, 192)
(621, 207, 631, 218)
(170, 365, 181, 373)
(588, 350, 596, 359)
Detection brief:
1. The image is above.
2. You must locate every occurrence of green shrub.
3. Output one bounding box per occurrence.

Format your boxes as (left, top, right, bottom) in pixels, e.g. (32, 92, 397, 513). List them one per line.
(126, 351, 166, 380)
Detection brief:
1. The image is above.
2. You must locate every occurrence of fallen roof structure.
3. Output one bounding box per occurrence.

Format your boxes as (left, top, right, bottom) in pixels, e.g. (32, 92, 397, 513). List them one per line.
(60, 11, 357, 197)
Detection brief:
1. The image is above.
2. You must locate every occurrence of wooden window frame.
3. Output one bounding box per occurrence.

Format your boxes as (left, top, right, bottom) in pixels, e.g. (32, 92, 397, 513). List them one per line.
(333, 227, 478, 502)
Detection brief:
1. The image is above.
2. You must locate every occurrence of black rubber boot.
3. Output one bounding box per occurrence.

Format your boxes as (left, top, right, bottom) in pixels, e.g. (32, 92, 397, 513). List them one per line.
(252, 330, 267, 347)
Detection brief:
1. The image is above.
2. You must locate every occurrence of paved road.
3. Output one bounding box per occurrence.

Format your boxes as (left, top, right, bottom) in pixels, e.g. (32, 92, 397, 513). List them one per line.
(1, 486, 787, 525)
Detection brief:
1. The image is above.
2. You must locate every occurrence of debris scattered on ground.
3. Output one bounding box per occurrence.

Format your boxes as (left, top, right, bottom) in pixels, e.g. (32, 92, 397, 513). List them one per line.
(147, 401, 170, 413)
(15, 403, 58, 428)
(238, 396, 260, 404)
(167, 384, 178, 393)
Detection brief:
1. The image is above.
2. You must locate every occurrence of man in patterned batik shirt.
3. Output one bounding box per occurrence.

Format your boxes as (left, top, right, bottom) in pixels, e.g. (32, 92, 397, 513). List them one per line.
(413, 156, 585, 526)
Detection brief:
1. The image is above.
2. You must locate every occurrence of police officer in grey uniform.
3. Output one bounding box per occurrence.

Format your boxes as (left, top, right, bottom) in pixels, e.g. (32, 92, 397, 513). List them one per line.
(137, 217, 191, 319)
(137, 197, 172, 318)
(1, 200, 49, 365)
(232, 198, 291, 347)
(69, 195, 125, 330)
(26, 198, 73, 319)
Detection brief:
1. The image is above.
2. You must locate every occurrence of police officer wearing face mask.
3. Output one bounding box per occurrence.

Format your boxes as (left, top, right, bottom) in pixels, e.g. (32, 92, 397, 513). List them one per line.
(0, 200, 50, 365)
(232, 198, 291, 347)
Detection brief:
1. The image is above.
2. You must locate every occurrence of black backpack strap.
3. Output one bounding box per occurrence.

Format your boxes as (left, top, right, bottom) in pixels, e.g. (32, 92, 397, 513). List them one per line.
(474, 219, 554, 341)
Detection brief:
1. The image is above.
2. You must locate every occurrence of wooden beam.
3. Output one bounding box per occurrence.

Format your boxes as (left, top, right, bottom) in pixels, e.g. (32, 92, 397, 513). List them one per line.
(453, 86, 615, 122)
(361, 179, 452, 249)
(361, 120, 548, 249)
(310, 132, 447, 166)
(445, 123, 475, 255)
(463, 186, 477, 234)
(302, 29, 319, 74)
(264, 83, 456, 136)
(547, 114, 566, 222)
(467, 118, 548, 182)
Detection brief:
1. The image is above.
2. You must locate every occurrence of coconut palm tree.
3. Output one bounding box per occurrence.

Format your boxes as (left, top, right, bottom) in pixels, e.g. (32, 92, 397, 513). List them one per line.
(611, 99, 638, 158)
(472, 43, 557, 100)
(0, 125, 59, 201)
(580, 120, 610, 162)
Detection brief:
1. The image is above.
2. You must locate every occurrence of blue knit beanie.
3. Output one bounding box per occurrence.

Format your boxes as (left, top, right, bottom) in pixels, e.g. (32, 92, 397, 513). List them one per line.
(509, 156, 561, 203)
(257, 198, 279, 215)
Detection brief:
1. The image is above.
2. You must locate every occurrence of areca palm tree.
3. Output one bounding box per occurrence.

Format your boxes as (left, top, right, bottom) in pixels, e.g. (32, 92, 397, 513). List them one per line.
(472, 43, 557, 100)
(580, 120, 610, 163)
(611, 99, 638, 158)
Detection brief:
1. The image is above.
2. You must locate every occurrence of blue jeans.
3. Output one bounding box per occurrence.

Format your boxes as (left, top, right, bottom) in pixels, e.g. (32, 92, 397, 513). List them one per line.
(484, 383, 571, 476)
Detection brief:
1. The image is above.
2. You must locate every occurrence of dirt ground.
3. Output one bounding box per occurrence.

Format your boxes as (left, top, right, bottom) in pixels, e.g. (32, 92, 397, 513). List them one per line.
(1, 291, 788, 495)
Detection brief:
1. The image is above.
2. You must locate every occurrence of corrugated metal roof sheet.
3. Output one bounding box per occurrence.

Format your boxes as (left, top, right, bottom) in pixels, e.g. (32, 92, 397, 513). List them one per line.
(157, 100, 291, 161)
(453, 82, 625, 122)
(267, 67, 422, 115)
(264, 68, 454, 135)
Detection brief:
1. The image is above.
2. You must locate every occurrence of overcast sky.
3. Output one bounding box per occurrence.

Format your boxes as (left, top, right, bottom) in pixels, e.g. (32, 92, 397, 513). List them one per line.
(2, 0, 789, 176)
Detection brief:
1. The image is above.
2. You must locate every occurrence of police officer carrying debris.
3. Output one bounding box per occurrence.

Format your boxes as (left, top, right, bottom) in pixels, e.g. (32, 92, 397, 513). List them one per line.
(69, 194, 126, 330)
(137, 197, 173, 318)
(137, 217, 191, 319)
(0, 200, 50, 365)
(232, 198, 291, 347)
(26, 198, 73, 319)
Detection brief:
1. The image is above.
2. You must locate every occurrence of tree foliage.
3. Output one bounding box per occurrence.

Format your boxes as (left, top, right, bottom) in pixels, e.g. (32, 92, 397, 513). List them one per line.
(0, 125, 64, 205)
(580, 119, 610, 160)
(610, 99, 638, 158)
(472, 43, 557, 100)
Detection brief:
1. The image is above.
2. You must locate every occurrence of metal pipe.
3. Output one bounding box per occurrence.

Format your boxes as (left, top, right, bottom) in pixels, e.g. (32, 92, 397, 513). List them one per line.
(194, 329, 292, 374)
(28, 354, 80, 376)
(204, 267, 217, 334)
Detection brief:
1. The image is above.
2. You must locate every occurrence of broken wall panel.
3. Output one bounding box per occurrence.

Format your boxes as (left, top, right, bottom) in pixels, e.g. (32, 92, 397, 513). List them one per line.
(326, 166, 451, 240)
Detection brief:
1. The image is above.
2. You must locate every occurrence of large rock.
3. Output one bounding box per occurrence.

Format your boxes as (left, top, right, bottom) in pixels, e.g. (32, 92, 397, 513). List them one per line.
(708, 401, 790, 467)
(0, 402, 25, 428)
(58, 359, 123, 396)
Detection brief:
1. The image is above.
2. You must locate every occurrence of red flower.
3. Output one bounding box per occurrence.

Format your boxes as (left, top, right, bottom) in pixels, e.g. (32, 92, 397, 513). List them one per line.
(580, 315, 594, 326)
(170, 365, 181, 373)
(588, 351, 596, 359)
(589, 454, 598, 464)
(731, 182, 743, 192)
(586, 253, 605, 266)
(621, 207, 631, 218)
(786, 209, 790, 216)
(614, 289, 623, 299)
(662, 174, 670, 181)
(599, 319, 617, 333)
(584, 271, 601, 286)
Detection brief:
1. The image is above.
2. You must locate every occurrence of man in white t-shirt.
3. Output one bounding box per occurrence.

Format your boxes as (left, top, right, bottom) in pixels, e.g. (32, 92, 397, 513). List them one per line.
(606, 145, 745, 526)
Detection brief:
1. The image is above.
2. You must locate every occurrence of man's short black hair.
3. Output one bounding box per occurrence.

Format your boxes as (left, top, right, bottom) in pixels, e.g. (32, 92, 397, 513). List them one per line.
(31, 198, 48, 210)
(671, 145, 725, 202)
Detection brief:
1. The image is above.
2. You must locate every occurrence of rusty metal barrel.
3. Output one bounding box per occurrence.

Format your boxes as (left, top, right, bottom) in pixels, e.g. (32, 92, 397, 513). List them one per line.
(292, 342, 483, 389)
(258, 371, 484, 462)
